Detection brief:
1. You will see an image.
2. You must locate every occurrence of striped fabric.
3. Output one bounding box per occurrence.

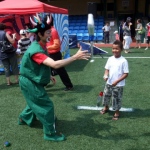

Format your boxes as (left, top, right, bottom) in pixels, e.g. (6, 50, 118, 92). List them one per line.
(18, 38, 31, 53)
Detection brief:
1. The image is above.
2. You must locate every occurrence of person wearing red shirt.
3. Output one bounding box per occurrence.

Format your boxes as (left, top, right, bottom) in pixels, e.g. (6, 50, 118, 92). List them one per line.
(46, 17, 73, 91)
(145, 23, 150, 50)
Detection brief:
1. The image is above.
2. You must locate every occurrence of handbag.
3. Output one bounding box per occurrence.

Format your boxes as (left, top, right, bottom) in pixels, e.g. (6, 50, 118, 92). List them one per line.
(138, 27, 146, 34)
(0, 41, 16, 53)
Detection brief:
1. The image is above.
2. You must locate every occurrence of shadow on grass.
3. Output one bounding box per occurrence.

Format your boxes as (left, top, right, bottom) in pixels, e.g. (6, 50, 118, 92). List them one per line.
(0, 82, 19, 90)
(120, 108, 150, 119)
(46, 84, 94, 93)
(55, 112, 135, 141)
(66, 60, 89, 72)
(26, 110, 145, 143)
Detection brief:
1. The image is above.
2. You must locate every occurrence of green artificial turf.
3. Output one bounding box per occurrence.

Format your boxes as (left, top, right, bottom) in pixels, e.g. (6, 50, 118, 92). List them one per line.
(0, 47, 150, 150)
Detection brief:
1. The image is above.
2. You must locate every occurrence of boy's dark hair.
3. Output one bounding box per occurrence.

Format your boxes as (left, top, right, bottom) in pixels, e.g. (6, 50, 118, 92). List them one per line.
(113, 40, 123, 50)
(0, 23, 6, 30)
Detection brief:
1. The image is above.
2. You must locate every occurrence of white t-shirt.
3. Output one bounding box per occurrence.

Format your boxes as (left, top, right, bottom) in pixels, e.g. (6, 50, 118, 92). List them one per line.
(102, 25, 111, 32)
(105, 56, 129, 86)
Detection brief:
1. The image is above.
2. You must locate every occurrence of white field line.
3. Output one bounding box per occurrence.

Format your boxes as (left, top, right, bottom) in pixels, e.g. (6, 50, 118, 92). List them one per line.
(77, 106, 134, 112)
(93, 56, 150, 59)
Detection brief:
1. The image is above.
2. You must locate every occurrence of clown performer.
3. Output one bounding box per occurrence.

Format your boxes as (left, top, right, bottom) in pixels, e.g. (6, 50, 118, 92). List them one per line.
(18, 14, 90, 142)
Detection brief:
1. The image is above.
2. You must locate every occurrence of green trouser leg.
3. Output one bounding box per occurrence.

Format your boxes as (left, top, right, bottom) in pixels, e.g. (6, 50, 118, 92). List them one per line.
(19, 76, 56, 135)
(19, 105, 36, 126)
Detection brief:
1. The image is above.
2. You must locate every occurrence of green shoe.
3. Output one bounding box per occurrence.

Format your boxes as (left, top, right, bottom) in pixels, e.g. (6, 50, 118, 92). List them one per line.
(18, 117, 32, 127)
(18, 118, 26, 125)
(44, 133, 66, 142)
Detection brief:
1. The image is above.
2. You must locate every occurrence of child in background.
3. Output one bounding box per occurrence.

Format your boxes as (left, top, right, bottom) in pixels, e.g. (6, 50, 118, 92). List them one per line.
(18, 29, 31, 54)
(100, 40, 129, 120)
(114, 31, 120, 41)
(145, 22, 150, 50)
(102, 22, 111, 44)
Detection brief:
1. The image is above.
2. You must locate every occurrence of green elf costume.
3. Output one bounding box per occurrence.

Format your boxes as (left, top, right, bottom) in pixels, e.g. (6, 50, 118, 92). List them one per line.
(18, 14, 65, 141)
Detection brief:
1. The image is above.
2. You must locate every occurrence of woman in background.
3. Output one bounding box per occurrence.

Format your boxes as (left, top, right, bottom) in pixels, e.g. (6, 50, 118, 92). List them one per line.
(135, 19, 142, 49)
(0, 23, 19, 85)
(123, 21, 132, 53)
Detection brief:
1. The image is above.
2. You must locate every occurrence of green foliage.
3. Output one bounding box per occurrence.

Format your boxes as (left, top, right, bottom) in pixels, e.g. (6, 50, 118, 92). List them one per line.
(0, 47, 150, 150)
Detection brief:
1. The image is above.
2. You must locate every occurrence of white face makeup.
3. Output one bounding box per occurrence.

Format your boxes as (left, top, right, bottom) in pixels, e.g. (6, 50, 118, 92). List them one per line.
(46, 37, 50, 42)
(44, 29, 51, 42)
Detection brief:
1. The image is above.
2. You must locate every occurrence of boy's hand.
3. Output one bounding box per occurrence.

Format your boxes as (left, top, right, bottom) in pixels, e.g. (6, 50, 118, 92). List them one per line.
(103, 78, 108, 81)
(103, 74, 108, 81)
(112, 81, 118, 86)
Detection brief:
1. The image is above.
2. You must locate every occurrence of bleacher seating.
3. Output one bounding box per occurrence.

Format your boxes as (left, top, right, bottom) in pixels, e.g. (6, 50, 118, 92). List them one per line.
(77, 33, 83, 41)
(71, 30, 78, 34)
(69, 26, 74, 30)
(96, 33, 103, 41)
(69, 15, 104, 42)
(78, 29, 84, 33)
(82, 33, 89, 41)
(73, 26, 80, 30)
(75, 23, 80, 26)
(79, 26, 86, 30)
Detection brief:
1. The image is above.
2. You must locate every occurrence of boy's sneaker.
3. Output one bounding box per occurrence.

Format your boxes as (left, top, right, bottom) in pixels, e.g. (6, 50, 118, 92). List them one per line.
(145, 47, 148, 50)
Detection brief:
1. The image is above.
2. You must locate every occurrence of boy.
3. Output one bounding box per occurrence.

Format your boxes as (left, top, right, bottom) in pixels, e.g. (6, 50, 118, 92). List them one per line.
(102, 22, 111, 44)
(18, 29, 31, 54)
(100, 40, 129, 120)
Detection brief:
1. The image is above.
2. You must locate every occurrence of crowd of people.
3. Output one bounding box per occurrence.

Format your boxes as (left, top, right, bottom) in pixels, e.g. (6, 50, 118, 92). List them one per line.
(102, 17, 150, 53)
(0, 16, 74, 90)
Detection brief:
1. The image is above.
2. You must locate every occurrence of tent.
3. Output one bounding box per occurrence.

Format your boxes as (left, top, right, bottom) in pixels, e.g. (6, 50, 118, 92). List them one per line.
(0, 0, 70, 57)
(0, 0, 70, 72)
(0, 0, 68, 15)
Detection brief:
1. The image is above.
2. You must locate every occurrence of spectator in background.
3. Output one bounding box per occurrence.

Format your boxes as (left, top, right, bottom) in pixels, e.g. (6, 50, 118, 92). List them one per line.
(0, 23, 19, 85)
(46, 17, 73, 91)
(18, 29, 31, 54)
(102, 22, 111, 44)
(114, 30, 120, 41)
(7, 30, 18, 49)
(123, 21, 132, 53)
(135, 19, 143, 49)
(145, 22, 150, 50)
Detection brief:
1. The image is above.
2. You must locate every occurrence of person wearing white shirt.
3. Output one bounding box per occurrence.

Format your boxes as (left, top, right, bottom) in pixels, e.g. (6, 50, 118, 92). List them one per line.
(102, 22, 111, 44)
(100, 40, 129, 120)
